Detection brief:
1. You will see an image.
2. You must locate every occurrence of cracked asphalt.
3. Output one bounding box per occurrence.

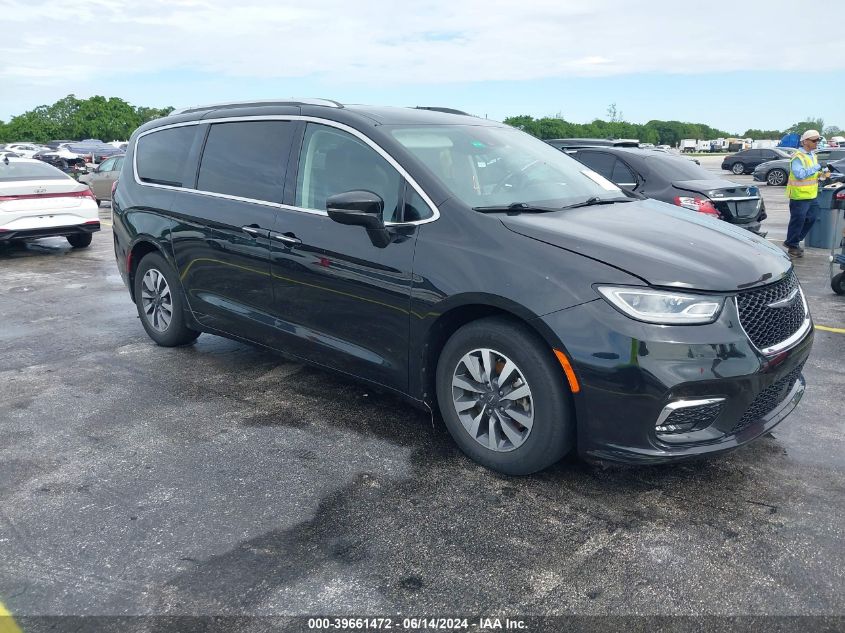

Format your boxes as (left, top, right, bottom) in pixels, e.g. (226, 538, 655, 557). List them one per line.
(1, 157, 844, 625)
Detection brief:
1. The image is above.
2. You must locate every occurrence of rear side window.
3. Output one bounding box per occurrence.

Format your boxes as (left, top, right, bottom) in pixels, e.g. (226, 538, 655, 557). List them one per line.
(136, 125, 197, 187)
(197, 121, 295, 203)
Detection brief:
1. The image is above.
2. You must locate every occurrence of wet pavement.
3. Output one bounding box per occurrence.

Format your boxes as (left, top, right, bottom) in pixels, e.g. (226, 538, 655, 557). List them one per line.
(0, 182, 844, 624)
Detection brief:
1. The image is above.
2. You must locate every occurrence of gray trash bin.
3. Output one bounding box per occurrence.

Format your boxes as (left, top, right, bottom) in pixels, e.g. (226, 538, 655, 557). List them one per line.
(805, 184, 842, 248)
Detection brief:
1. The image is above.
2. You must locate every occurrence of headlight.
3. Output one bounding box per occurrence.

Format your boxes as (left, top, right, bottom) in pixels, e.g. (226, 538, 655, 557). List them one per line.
(596, 286, 725, 324)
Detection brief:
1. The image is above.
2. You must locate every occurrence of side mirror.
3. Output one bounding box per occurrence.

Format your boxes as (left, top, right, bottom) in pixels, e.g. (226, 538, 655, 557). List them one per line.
(327, 190, 385, 229)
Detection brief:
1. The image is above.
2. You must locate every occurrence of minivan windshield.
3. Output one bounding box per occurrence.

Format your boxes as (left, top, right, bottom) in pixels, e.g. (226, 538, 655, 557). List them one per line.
(388, 125, 622, 209)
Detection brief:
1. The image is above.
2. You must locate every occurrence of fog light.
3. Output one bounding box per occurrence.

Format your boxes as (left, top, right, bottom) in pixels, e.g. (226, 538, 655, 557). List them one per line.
(656, 398, 726, 435)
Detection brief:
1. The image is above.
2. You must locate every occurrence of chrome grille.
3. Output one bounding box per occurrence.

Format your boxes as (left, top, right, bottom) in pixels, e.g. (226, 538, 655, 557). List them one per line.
(737, 271, 806, 350)
(732, 362, 805, 434)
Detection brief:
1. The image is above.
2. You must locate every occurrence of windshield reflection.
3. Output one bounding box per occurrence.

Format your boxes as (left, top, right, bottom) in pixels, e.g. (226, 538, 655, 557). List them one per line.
(389, 125, 622, 209)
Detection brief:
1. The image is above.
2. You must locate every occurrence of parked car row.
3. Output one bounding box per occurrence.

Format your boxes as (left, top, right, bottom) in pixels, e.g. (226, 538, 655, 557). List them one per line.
(544, 141, 765, 235)
(720, 148, 794, 175)
(751, 149, 845, 186)
(0, 140, 125, 163)
(564, 146, 767, 236)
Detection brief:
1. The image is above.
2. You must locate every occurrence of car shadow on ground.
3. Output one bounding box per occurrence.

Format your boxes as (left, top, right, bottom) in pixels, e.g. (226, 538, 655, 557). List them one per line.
(143, 353, 790, 617)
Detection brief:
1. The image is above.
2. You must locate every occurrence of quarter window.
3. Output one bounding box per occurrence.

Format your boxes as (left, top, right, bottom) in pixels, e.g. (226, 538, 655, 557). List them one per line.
(197, 121, 294, 203)
(574, 152, 615, 181)
(295, 124, 401, 221)
(403, 184, 433, 222)
(611, 159, 637, 186)
(136, 125, 196, 187)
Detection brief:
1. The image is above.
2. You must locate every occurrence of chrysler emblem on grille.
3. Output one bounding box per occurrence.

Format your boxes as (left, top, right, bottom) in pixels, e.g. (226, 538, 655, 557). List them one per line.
(767, 288, 799, 309)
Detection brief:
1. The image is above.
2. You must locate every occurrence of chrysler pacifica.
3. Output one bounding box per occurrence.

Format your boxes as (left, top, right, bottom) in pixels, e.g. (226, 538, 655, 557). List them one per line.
(112, 100, 813, 474)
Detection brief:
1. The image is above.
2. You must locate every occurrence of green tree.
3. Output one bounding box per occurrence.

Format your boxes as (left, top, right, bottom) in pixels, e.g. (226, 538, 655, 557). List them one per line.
(742, 128, 784, 139)
(0, 95, 175, 143)
(786, 118, 824, 134)
(606, 103, 623, 123)
(2, 108, 54, 143)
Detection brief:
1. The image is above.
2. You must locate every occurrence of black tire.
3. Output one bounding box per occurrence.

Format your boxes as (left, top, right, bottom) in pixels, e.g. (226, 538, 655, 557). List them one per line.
(832, 272, 845, 295)
(766, 169, 787, 186)
(731, 162, 745, 175)
(133, 251, 200, 346)
(435, 316, 575, 475)
(95, 199, 102, 207)
(67, 233, 92, 248)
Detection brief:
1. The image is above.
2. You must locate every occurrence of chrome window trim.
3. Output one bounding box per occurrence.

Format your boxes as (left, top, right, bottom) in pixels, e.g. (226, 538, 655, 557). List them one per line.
(734, 284, 812, 356)
(655, 398, 726, 428)
(132, 115, 440, 226)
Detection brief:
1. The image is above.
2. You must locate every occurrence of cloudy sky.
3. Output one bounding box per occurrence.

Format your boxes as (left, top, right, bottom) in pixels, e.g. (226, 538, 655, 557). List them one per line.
(2, 0, 842, 132)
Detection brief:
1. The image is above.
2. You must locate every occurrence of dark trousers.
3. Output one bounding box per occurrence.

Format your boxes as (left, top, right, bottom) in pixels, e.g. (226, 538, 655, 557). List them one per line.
(785, 198, 820, 247)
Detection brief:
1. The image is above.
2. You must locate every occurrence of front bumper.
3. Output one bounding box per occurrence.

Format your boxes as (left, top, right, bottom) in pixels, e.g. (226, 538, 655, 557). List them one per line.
(538, 297, 813, 464)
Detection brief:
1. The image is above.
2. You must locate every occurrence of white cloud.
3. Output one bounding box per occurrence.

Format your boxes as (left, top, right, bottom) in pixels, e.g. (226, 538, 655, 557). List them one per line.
(1, 0, 841, 114)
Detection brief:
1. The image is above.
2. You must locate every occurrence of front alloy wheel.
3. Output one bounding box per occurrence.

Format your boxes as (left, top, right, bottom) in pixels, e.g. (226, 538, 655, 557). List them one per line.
(435, 317, 574, 474)
(140, 268, 173, 332)
(451, 348, 534, 452)
(731, 162, 745, 175)
(767, 169, 787, 186)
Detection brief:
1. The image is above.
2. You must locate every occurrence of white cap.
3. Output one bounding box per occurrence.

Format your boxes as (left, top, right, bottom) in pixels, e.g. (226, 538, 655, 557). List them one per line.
(800, 129, 821, 141)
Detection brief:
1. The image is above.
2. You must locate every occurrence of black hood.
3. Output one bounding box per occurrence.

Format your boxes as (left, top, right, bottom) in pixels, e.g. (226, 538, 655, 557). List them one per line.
(500, 199, 791, 292)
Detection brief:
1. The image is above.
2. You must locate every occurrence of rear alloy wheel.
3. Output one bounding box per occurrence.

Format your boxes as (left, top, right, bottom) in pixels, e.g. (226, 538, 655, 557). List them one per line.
(67, 233, 92, 248)
(436, 317, 574, 475)
(133, 252, 200, 346)
(766, 169, 787, 186)
(731, 162, 745, 175)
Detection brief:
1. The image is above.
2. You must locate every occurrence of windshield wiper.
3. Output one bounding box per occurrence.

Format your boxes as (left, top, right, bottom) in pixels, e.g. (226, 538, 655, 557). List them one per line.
(472, 202, 562, 215)
(560, 196, 634, 210)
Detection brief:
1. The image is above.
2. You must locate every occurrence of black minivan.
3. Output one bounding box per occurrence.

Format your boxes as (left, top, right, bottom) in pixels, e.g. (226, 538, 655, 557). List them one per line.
(112, 99, 813, 474)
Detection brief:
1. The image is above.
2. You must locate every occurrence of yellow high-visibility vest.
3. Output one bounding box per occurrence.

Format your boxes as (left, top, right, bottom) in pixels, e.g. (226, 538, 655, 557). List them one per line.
(786, 151, 819, 200)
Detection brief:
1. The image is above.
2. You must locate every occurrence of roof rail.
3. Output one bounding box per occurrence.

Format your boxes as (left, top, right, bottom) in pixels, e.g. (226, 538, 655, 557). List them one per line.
(170, 98, 344, 116)
(413, 106, 473, 116)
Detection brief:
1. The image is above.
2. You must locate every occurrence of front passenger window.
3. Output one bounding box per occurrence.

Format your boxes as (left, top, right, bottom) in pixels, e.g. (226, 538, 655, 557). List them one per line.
(295, 124, 401, 221)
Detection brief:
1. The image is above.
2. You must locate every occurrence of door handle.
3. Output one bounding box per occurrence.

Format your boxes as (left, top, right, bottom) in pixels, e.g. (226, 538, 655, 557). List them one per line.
(269, 231, 302, 247)
(241, 225, 269, 238)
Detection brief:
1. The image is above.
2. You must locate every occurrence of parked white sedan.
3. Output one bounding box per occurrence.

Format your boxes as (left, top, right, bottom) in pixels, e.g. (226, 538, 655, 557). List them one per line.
(0, 157, 100, 248)
(4, 143, 49, 159)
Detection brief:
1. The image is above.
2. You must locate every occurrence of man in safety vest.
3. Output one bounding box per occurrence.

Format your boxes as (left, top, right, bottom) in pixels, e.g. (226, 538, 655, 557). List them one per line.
(783, 129, 830, 258)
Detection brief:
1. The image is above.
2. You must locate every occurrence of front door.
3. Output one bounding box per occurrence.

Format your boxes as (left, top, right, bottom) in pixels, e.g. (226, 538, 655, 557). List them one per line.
(270, 122, 418, 392)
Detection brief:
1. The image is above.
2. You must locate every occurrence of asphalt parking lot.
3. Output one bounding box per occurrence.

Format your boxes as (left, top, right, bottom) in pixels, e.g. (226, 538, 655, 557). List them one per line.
(1, 156, 844, 630)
